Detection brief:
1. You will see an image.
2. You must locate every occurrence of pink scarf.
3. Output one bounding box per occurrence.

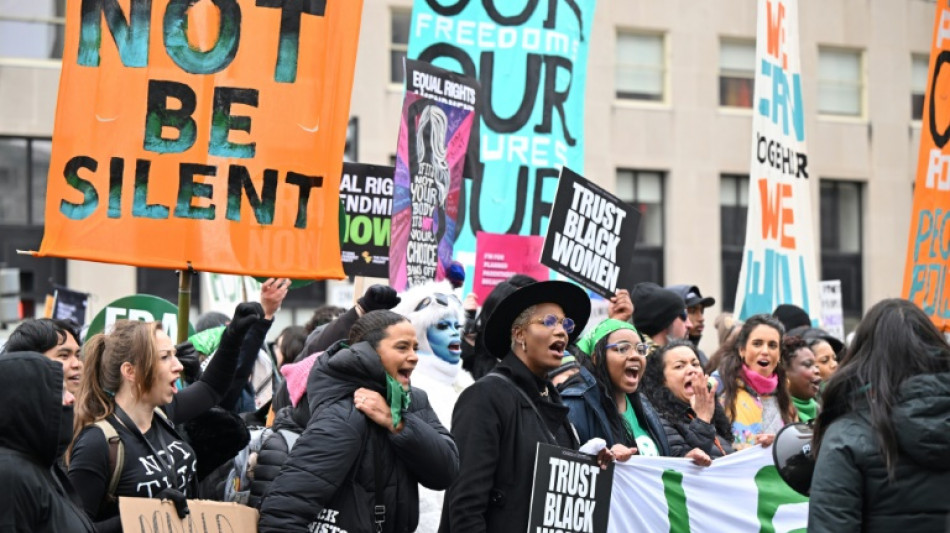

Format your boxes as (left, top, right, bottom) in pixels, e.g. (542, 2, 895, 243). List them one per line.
(741, 364, 778, 395)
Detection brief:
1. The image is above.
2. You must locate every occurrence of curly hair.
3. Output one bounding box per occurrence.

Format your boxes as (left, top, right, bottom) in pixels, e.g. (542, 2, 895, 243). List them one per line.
(642, 340, 734, 444)
(718, 314, 792, 424)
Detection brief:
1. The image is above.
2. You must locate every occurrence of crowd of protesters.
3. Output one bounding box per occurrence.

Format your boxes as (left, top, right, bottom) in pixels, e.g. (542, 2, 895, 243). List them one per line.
(1, 268, 948, 532)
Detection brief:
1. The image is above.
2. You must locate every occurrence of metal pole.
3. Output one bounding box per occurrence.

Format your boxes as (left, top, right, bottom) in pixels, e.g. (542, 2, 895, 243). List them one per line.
(177, 266, 193, 344)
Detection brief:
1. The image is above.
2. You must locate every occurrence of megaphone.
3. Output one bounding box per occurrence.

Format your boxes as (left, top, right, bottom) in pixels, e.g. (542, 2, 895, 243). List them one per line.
(772, 422, 816, 496)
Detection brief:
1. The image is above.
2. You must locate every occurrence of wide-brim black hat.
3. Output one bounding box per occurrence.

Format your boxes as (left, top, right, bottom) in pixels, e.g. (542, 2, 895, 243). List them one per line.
(484, 280, 591, 359)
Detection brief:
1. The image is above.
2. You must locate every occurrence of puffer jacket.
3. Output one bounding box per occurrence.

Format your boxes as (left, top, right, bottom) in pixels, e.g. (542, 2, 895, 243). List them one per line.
(0, 352, 95, 533)
(248, 404, 307, 509)
(561, 367, 671, 455)
(258, 341, 458, 532)
(808, 372, 950, 532)
(645, 388, 735, 459)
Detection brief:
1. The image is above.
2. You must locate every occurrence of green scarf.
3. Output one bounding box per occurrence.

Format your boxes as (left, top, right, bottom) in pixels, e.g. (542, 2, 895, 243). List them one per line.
(792, 396, 818, 423)
(385, 374, 411, 428)
(188, 326, 225, 356)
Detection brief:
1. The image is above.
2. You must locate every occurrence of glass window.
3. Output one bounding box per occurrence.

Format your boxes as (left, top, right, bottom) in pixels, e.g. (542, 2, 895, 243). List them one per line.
(912, 53, 929, 121)
(390, 10, 411, 84)
(719, 40, 755, 108)
(0, 139, 29, 224)
(818, 47, 864, 117)
(720, 175, 749, 311)
(820, 180, 864, 316)
(616, 169, 664, 247)
(31, 140, 51, 224)
(0, 0, 66, 60)
(616, 32, 665, 101)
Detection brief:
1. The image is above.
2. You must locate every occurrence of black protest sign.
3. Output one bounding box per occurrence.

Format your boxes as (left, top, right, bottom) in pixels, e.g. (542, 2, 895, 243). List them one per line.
(340, 163, 394, 278)
(52, 286, 89, 326)
(541, 167, 641, 298)
(528, 443, 613, 533)
(405, 58, 481, 184)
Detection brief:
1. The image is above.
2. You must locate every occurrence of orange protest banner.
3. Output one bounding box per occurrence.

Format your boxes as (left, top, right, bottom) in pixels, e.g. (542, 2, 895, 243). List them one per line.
(36, 0, 363, 280)
(903, 1, 950, 332)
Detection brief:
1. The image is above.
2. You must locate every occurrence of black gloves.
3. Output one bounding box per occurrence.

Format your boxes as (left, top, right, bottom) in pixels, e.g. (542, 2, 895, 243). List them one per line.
(157, 487, 189, 518)
(217, 302, 264, 355)
(358, 285, 400, 312)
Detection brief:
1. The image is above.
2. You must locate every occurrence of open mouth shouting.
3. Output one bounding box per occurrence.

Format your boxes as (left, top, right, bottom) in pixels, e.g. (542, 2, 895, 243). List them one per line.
(396, 366, 415, 387)
(549, 340, 566, 360)
(447, 341, 462, 356)
(623, 361, 642, 389)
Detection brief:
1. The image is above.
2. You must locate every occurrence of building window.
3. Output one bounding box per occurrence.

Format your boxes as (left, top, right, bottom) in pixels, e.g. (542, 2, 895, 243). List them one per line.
(720, 175, 749, 311)
(818, 47, 864, 117)
(390, 10, 411, 85)
(719, 40, 755, 108)
(912, 53, 929, 121)
(616, 169, 665, 284)
(615, 31, 665, 102)
(0, 1, 66, 60)
(820, 180, 864, 317)
(0, 137, 51, 226)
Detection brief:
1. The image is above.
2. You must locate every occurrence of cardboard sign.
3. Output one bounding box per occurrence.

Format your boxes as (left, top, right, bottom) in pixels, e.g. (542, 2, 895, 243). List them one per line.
(390, 61, 477, 290)
(903, 1, 950, 332)
(407, 1, 598, 293)
(37, 1, 364, 280)
(119, 497, 258, 533)
(472, 232, 550, 303)
(734, 0, 820, 323)
(340, 163, 394, 278)
(527, 444, 613, 533)
(87, 294, 195, 340)
(541, 167, 640, 299)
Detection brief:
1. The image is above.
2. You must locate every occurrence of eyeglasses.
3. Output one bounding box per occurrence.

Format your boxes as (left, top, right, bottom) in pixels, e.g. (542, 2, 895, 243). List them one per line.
(605, 341, 650, 356)
(528, 314, 576, 334)
(677, 309, 688, 322)
(414, 292, 461, 312)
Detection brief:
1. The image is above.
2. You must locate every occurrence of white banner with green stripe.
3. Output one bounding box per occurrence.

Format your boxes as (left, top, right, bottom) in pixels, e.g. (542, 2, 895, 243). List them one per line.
(609, 446, 808, 533)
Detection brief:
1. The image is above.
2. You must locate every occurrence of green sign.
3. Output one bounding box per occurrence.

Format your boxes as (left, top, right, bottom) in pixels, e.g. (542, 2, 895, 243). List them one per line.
(87, 294, 195, 340)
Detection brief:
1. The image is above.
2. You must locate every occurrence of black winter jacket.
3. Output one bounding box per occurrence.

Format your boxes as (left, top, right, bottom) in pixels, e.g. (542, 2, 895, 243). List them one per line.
(644, 387, 734, 459)
(0, 352, 95, 533)
(439, 352, 580, 533)
(561, 367, 671, 455)
(258, 342, 458, 533)
(248, 405, 307, 509)
(808, 372, 950, 532)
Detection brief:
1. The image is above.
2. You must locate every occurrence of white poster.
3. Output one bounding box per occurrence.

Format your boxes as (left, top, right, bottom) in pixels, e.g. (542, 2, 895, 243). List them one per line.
(201, 273, 246, 315)
(819, 280, 845, 341)
(609, 446, 808, 533)
(734, 0, 820, 324)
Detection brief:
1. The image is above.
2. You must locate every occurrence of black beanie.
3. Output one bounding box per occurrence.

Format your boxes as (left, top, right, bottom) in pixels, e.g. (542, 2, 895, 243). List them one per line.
(631, 282, 686, 337)
(773, 304, 811, 331)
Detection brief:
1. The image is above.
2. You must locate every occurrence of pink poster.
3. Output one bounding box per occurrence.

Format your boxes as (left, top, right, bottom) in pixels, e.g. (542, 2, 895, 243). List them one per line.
(472, 232, 550, 303)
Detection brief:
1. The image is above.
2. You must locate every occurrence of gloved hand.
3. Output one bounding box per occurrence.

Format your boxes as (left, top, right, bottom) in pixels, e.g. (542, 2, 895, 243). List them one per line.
(358, 285, 400, 312)
(218, 302, 264, 355)
(157, 487, 190, 519)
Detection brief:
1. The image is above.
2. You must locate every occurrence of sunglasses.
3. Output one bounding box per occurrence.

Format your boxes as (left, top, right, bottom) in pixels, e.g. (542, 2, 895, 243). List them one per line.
(414, 292, 462, 312)
(529, 314, 576, 334)
(605, 341, 650, 356)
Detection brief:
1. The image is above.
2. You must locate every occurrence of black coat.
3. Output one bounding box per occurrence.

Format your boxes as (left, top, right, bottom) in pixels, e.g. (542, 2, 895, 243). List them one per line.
(808, 372, 950, 532)
(439, 352, 579, 533)
(0, 352, 95, 533)
(258, 342, 458, 533)
(644, 387, 734, 459)
(248, 404, 307, 509)
(560, 367, 671, 455)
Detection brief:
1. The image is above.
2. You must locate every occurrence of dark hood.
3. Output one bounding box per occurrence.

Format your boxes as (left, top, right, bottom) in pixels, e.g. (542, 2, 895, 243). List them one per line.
(307, 341, 387, 416)
(0, 352, 64, 466)
(894, 372, 950, 469)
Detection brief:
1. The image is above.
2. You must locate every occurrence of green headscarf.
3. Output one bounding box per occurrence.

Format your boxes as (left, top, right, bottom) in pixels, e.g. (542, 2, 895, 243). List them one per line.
(575, 318, 639, 356)
(188, 326, 225, 356)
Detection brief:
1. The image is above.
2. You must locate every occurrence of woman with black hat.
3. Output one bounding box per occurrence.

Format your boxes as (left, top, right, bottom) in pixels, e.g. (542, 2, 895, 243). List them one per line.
(439, 280, 591, 533)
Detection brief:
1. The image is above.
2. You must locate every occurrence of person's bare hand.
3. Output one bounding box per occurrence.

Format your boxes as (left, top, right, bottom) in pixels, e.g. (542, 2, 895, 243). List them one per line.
(354, 387, 402, 433)
(608, 289, 633, 322)
(690, 374, 716, 423)
(686, 447, 712, 466)
(595, 447, 615, 469)
(755, 433, 775, 448)
(260, 278, 291, 319)
(610, 443, 636, 462)
(463, 292, 478, 312)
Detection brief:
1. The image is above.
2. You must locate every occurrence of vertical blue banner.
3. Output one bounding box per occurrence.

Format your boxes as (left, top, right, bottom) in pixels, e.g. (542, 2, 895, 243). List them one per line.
(408, 0, 597, 287)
